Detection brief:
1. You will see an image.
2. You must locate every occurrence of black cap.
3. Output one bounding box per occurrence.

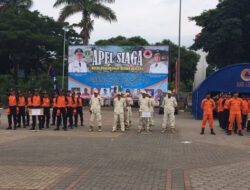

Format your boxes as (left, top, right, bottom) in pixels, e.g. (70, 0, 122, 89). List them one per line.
(154, 49, 161, 56)
(74, 48, 83, 54)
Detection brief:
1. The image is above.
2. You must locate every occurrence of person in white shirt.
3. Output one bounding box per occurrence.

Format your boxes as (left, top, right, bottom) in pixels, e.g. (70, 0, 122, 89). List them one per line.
(89, 89, 103, 132)
(68, 48, 88, 73)
(161, 90, 178, 134)
(112, 92, 126, 132)
(149, 50, 168, 74)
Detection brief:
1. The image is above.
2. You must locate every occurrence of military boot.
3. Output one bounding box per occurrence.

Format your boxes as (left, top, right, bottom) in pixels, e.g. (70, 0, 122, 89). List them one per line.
(98, 126, 102, 132)
(200, 128, 205, 135)
(238, 130, 243, 136)
(88, 126, 93, 132)
(161, 128, 167, 134)
(210, 129, 216, 135)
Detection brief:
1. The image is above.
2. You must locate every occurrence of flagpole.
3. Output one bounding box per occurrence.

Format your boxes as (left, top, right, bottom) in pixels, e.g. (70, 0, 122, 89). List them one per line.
(62, 29, 66, 89)
(177, 0, 182, 99)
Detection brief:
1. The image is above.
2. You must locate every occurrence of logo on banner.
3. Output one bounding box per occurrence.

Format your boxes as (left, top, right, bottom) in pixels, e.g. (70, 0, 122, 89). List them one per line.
(143, 49, 153, 59)
(84, 49, 92, 58)
(241, 69, 250, 81)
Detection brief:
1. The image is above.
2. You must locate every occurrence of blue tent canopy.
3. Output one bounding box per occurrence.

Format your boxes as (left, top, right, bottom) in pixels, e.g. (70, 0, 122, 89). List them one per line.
(192, 63, 250, 119)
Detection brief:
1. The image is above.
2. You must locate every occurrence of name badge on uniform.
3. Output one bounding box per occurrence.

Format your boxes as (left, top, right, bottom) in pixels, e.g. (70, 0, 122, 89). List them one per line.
(141, 112, 151, 118)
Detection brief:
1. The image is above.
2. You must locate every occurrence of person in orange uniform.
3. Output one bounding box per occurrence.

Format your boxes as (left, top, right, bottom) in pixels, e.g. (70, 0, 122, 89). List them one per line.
(26, 91, 33, 126)
(200, 92, 216, 135)
(222, 93, 231, 132)
(72, 92, 78, 128)
(42, 91, 51, 129)
(217, 93, 225, 129)
(17, 91, 26, 128)
(227, 91, 243, 136)
(51, 92, 58, 126)
(76, 92, 84, 127)
(247, 96, 250, 132)
(66, 90, 74, 129)
(242, 96, 248, 130)
(7, 88, 17, 130)
(55, 89, 67, 131)
(31, 89, 43, 130)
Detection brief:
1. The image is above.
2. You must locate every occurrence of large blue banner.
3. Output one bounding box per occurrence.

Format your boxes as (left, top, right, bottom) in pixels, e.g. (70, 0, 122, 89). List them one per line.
(68, 46, 169, 99)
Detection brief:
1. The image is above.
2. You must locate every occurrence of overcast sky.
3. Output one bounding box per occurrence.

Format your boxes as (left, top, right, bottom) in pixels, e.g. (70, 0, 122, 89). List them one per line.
(31, 0, 218, 47)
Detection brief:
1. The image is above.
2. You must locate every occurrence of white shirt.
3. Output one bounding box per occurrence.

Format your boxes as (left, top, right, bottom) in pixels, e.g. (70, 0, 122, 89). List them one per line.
(149, 62, 168, 74)
(89, 95, 103, 113)
(114, 98, 126, 114)
(162, 96, 177, 113)
(68, 60, 88, 73)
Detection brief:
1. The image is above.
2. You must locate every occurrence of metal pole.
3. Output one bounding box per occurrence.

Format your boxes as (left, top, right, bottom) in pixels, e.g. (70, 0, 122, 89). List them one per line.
(62, 30, 66, 89)
(177, 0, 182, 99)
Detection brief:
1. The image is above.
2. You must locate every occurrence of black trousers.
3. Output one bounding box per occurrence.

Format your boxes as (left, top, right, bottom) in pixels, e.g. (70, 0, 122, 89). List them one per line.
(17, 106, 25, 127)
(32, 107, 43, 130)
(67, 107, 73, 127)
(218, 111, 223, 128)
(242, 114, 247, 129)
(222, 109, 229, 130)
(247, 118, 250, 131)
(52, 107, 57, 124)
(26, 106, 32, 126)
(57, 108, 67, 129)
(8, 106, 17, 128)
(42, 107, 50, 128)
(77, 107, 83, 125)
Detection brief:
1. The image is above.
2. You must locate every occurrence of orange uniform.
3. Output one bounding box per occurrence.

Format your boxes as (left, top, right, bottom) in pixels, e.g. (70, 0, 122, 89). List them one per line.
(77, 97, 83, 107)
(18, 97, 26, 107)
(42, 97, 51, 107)
(217, 98, 224, 112)
(248, 100, 250, 113)
(224, 99, 230, 110)
(57, 96, 66, 108)
(242, 100, 248, 115)
(9, 95, 17, 107)
(228, 98, 242, 131)
(72, 97, 78, 108)
(27, 97, 33, 107)
(66, 96, 73, 107)
(53, 97, 57, 108)
(32, 96, 41, 107)
(201, 98, 216, 129)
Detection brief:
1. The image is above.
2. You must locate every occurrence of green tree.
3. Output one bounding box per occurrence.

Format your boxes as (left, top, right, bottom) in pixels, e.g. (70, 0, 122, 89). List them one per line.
(0, 10, 81, 87)
(54, 0, 117, 45)
(190, 0, 250, 69)
(155, 40, 199, 92)
(0, 0, 32, 12)
(95, 36, 149, 46)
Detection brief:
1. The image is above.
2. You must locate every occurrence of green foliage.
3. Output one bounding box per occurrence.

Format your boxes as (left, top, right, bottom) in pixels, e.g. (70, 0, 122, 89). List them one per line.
(54, 0, 117, 44)
(95, 36, 149, 46)
(0, 0, 32, 12)
(0, 9, 78, 105)
(190, 0, 250, 69)
(155, 39, 200, 91)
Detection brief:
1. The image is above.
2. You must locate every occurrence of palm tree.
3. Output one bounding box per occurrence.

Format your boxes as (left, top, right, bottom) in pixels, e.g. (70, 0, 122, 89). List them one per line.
(54, 0, 117, 45)
(0, 0, 33, 12)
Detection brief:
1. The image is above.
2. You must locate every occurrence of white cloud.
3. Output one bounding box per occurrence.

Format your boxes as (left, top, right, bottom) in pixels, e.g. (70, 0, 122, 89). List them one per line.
(31, 0, 218, 46)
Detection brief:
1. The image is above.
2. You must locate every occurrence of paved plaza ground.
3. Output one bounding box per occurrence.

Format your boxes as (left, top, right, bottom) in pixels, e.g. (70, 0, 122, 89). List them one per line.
(0, 108, 250, 190)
